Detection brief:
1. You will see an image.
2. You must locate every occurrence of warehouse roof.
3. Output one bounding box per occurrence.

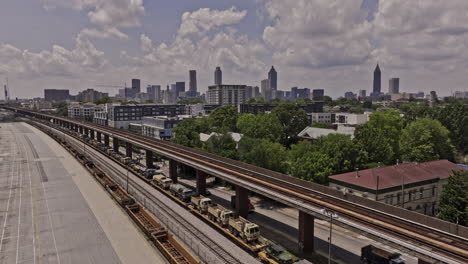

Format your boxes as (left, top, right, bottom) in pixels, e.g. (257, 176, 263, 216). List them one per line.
(329, 160, 462, 190)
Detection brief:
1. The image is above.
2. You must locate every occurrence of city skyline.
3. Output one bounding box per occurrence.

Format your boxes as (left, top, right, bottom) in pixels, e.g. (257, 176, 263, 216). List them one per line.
(1, 1, 468, 99)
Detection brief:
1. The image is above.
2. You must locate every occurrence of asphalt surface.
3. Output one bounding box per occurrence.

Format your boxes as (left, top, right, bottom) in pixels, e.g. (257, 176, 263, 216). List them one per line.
(0, 122, 167, 264)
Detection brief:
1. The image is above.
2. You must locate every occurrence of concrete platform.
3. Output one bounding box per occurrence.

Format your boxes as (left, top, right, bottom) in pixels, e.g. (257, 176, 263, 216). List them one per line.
(0, 122, 167, 264)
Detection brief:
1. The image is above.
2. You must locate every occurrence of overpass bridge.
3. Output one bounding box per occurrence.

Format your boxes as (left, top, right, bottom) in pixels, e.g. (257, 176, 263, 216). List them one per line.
(4, 106, 468, 264)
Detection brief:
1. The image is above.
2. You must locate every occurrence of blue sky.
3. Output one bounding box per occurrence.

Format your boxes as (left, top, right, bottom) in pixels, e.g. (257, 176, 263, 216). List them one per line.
(1, 0, 467, 98)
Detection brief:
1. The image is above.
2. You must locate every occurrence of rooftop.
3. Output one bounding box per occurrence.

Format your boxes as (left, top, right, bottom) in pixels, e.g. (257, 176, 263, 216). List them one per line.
(298, 126, 355, 139)
(329, 160, 462, 191)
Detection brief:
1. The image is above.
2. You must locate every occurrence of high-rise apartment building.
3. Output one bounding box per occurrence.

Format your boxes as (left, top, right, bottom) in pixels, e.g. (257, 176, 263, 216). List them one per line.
(207, 84, 246, 106)
(312, 89, 325, 100)
(214, 66, 222, 85)
(388, 78, 400, 94)
(189, 70, 197, 92)
(372, 64, 381, 96)
(268, 66, 277, 92)
(44, 89, 70, 101)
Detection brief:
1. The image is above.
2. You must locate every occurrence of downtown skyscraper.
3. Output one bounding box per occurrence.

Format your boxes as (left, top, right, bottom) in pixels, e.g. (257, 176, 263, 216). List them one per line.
(214, 66, 222, 85)
(189, 70, 197, 92)
(372, 64, 381, 96)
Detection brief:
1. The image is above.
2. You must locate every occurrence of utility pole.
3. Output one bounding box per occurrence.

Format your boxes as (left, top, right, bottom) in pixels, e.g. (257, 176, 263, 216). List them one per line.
(321, 209, 338, 264)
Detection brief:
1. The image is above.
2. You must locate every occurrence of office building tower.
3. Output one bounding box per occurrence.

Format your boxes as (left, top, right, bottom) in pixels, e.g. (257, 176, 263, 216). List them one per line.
(214, 67, 222, 85)
(175, 82, 185, 97)
(388, 78, 400, 94)
(372, 64, 381, 96)
(261, 79, 270, 100)
(189, 70, 197, 92)
(312, 89, 325, 100)
(147, 85, 161, 103)
(132, 79, 141, 93)
(44, 89, 70, 101)
(291, 87, 310, 100)
(254, 86, 260, 98)
(268, 66, 277, 92)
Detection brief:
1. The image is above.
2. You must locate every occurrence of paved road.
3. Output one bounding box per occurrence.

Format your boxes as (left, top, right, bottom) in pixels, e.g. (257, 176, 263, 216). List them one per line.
(0, 123, 167, 264)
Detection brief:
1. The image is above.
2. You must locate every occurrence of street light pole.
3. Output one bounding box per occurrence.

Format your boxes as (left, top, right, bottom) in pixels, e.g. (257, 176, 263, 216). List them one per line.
(328, 213, 333, 264)
(321, 209, 338, 264)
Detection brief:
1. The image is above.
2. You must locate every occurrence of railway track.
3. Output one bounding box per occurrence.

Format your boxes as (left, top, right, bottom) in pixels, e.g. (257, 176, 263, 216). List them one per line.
(73, 120, 468, 263)
(55, 125, 245, 264)
(8, 109, 468, 264)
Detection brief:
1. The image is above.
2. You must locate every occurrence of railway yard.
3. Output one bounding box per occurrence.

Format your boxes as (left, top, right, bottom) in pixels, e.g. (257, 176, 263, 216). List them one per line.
(1, 112, 467, 264)
(0, 122, 167, 263)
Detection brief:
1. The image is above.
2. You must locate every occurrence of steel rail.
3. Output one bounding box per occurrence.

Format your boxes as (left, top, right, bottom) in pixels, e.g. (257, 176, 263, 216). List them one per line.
(77, 121, 468, 261)
(46, 123, 245, 264)
(10, 109, 468, 263)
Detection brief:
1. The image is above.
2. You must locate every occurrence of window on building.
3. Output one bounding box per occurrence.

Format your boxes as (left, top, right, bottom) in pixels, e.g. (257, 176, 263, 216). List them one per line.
(419, 187, 424, 199)
(397, 192, 401, 203)
(432, 186, 436, 196)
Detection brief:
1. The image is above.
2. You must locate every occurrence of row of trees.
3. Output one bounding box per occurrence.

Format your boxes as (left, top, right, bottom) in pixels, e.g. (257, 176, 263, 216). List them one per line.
(173, 103, 459, 185)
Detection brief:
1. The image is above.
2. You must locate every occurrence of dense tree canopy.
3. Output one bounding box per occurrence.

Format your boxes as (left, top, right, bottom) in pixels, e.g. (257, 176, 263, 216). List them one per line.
(236, 113, 282, 142)
(400, 118, 455, 162)
(203, 134, 238, 160)
(271, 103, 308, 147)
(437, 170, 468, 226)
(208, 105, 239, 132)
(52, 101, 68, 116)
(238, 137, 288, 173)
(354, 110, 403, 164)
(433, 103, 468, 155)
(173, 118, 209, 148)
(95, 96, 112, 105)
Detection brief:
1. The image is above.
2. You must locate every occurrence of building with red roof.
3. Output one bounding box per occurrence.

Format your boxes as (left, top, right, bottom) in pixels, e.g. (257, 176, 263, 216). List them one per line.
(329, 160, 463, 216)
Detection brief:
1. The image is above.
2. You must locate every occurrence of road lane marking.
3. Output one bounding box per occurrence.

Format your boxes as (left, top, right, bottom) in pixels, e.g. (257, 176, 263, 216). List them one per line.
(0, 132, 18, 252)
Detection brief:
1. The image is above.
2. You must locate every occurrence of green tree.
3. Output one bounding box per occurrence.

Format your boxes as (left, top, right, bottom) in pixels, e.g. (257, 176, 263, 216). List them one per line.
(400, 118, 456, 162)
(354, 125, 393, 164)
(238, 137, 288, 173)
(208, 105, 239, 132)
(289, 152, 334, 184)
(52, 102, 68, 116)
(437, 170, 468, 226)
(315, 134, 367, 173)
(433, 103, 468, 154)
(236, 113, 282, 142)
(354, 110, 404, 164)
(95, 96, 112, 104)
(203, 134, 238, 160)
(173, 118, 209, 148)
(271, 102, 308, 146)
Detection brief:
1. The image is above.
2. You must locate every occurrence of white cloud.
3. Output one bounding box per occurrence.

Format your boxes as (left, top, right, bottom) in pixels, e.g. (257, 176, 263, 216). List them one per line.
(0, 34, 106, 80)
(140, 34, 154, 53)
(6, 1, 468, 99)
(262, 0, 372, 69)
(372, 0, 468, 73)
(178, 7, 247, 38)
(42, 0, 144, 39)
(132, 8, 265, 87)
